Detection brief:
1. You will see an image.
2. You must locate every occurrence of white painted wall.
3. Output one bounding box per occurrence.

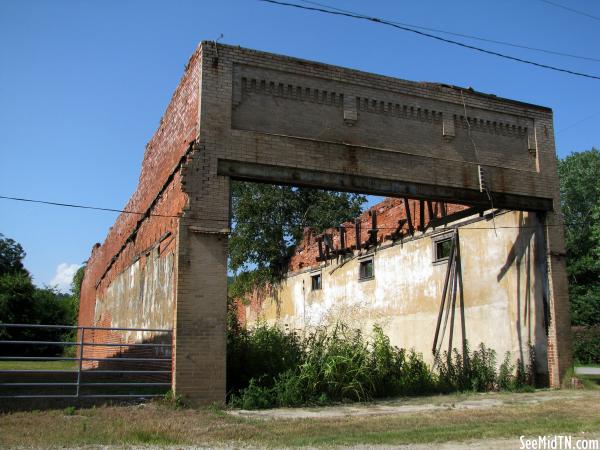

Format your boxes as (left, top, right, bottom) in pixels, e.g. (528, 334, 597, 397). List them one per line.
(245, 211, 549, 375)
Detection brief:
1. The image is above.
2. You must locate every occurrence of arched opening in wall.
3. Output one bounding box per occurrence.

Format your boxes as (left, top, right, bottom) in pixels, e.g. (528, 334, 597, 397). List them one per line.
(224, 179, 550, 399)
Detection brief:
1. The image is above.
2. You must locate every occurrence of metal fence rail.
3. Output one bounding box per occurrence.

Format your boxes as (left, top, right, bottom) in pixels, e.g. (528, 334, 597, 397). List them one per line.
(0, 323, 172, 399)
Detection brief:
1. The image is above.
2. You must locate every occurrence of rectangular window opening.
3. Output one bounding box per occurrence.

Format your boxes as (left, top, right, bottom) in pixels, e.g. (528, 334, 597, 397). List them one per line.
(359, 258, 374, 281)
(311, 273, 322, 291)
(433, 236, 454, 263)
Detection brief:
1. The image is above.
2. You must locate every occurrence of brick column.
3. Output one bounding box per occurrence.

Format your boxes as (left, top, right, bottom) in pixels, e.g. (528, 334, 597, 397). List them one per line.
(533, 115, 572, 388)
(544, 210, 573, 387)
(172, 144, 231, 405)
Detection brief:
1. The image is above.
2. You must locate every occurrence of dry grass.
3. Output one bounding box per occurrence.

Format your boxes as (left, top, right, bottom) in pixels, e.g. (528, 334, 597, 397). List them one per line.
(1, 390, 599, 448)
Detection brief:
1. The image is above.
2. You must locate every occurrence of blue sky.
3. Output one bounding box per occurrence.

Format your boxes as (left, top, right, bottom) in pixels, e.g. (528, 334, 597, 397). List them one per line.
(0, 0, 599, 290)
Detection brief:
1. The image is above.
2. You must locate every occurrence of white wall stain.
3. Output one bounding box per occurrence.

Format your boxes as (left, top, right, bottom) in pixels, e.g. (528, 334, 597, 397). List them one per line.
(95, 250, 175, 344)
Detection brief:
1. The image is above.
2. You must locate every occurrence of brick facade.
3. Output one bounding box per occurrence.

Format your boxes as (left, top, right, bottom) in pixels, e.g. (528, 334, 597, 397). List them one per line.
(79, 42, 571, 405)
(287, 198, 467, 273)
(78, 47, 201, 362)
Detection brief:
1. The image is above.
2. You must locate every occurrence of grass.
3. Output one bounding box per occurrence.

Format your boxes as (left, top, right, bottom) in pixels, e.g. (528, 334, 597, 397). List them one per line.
(0, 360, 76, 371)
(568, 365, 600, 388)
(0, 359, 168, 400)
(1, 390, 599, 448)
(579, 374, 600, 388)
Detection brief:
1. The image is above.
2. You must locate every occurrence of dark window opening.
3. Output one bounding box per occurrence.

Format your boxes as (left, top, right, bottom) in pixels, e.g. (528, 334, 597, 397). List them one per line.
(311, 273, 322, 291)
(359, 259, 374, 280)
(435, 238, 453, 262)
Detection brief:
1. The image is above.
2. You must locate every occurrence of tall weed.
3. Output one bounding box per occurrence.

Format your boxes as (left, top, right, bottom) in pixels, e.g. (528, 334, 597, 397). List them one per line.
(228, 320, 537, 409)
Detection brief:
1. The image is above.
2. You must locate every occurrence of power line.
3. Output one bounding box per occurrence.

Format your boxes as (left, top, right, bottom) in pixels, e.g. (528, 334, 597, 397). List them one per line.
(556, 111, 600, 134)
(300, 0, 600, 63)
(0, 195, 181, 219)
(539, 0, 600, 22)
(260, 0, 600, 81)
(0, 194, 563, 230)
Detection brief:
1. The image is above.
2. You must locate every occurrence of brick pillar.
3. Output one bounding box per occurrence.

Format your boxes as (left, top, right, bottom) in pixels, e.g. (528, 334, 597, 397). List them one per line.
(544, 210, 573, 387)
(172, 148, 230, 404)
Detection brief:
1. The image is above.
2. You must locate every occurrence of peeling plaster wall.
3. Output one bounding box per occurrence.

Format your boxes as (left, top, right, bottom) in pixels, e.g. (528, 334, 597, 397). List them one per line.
(243, 210, 549, 376)
(85, 245, 176, 363)
(94, 249, 175, 333)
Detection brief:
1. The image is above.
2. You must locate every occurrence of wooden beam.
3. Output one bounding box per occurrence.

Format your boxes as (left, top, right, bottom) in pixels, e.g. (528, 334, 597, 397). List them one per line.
(391, 218, 407, 241)
(368, 210, 378, 245)
(317, 237, 324, 260)
(429, 206, 486, 228)
(433, 231, 457, 354)
(427, 201, 435, 230)
(338, 226, 345, 250)
(403, 198, 414, 236)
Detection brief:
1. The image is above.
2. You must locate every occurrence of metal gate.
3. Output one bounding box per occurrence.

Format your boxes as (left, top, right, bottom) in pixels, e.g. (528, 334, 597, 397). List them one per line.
(0, 323, 172, 400)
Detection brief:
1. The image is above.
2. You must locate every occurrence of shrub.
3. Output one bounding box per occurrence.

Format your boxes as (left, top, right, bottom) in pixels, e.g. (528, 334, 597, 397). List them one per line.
(370, 325, 435, 397)
(161, 390, 185, 409)
(299, 323, 373, 403)
(272, 369, 304, 407)
(435, 343, 535, 393)
(498, 352, 514, 390)
(226, 308, 302, 398)
(370, 324, 404, 397)
(470, 343, 498, 392)
(228, 321, 537, 409)
(435, 346, 471, 392)
(397, 349, 437, 396)
(229, 378, 276, 410)
(573, 326, 600, 365)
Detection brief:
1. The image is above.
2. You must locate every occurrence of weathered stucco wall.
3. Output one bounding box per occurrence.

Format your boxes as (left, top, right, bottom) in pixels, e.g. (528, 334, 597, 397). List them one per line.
(242, 210, 548, 376)
(93, 244, 176, 332)
(82, 245, 176, 365)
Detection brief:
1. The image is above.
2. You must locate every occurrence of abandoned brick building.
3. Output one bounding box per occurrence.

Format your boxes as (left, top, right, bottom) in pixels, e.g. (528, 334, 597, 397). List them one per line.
(79, 42, 571, 404)
(237, 197, 549, 378)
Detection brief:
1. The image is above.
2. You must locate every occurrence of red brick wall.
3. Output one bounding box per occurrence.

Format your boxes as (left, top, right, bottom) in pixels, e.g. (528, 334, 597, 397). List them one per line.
(236, 198, 467, 325)
(78, 46, 201, 330)
(287, 198, 467, 272)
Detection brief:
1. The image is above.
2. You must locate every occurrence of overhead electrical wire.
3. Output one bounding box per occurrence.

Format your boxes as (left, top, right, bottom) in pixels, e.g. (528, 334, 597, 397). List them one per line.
(0, 195, 180, 219)
(260, 0, 600, 81)
(539, 0, 600, 22)
(0, 194, 564, 230)
(300, 0, 600, 63)
(556, 111, 600, 134)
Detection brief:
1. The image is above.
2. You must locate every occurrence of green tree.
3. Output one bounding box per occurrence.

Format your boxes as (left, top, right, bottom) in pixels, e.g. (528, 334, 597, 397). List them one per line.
(558, 148, 600, 326)
(0, 233, 27, 276)
(69, 264, 85, 321)
(228, 182, 365, 297)
(0, 234, 80, 354)
(0, 271, 36, 327)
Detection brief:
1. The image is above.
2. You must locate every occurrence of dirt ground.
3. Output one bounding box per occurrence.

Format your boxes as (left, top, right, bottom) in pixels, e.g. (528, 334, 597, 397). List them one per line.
(229, 390, 578, 420)
(1, 389, 599, 449)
